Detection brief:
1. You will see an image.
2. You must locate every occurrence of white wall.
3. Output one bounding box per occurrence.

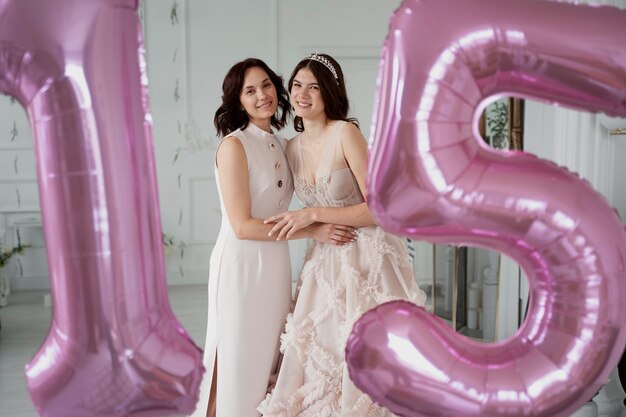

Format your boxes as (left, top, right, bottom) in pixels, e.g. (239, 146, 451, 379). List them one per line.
(0, 0, 402, 288)
(143, 0, 403, 283)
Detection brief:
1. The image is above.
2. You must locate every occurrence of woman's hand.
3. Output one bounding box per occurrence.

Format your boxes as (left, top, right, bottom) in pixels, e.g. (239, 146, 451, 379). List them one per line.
(307, 223, 357, 245)
(264, 208, 317, 240)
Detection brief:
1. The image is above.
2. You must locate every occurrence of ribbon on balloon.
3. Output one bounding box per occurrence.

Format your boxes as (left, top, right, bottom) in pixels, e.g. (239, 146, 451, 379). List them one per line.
(0, 1, 204, 416)
(347, 0, 626, 416)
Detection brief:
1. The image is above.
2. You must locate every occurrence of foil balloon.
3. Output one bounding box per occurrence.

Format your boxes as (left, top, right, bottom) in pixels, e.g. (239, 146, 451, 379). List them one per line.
(0, 1, 204, 416)
(347, 0, 626, 416)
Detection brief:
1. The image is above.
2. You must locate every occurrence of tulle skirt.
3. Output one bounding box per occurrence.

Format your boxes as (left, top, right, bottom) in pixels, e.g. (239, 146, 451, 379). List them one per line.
(258, 225, 427, 417)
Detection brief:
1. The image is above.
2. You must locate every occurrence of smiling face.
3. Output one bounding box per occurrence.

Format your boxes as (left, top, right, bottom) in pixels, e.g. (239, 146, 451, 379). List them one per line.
(290, 67, 326, 122)
(239, 66, 278, 129)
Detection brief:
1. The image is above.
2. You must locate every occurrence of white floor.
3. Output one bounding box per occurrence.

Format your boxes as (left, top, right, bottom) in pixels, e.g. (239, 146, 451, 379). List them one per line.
(1, 287, 624, 417)
(0, 286, 208, 417)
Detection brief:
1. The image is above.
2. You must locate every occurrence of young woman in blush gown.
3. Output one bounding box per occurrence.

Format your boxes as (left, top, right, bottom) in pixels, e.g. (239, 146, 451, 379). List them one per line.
(190, 58, 356, 417)
(257, 53, 427, 417)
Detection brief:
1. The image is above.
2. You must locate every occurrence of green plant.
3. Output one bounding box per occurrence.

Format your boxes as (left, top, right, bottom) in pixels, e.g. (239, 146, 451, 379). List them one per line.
(487, 101, 509, 148)
(162, 233, 186, 257)
(0, 242, 30, 268)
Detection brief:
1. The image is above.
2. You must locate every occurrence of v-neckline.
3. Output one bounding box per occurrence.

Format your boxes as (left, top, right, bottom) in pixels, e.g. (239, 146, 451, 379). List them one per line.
(296, 122, 343, 188)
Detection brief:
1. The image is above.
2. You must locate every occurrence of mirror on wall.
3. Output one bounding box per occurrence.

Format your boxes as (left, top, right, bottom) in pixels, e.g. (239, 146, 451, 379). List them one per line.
(480, 97, 525, 151)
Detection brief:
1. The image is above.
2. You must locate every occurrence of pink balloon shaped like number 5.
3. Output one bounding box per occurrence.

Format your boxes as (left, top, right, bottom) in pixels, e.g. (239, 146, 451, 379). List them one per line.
(0, 1, 203, 416)
(346, 0, 626, 416)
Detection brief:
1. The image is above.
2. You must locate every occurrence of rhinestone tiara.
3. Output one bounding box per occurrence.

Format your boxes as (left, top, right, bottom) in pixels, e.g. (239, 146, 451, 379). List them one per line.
(303, 53, 339, 81)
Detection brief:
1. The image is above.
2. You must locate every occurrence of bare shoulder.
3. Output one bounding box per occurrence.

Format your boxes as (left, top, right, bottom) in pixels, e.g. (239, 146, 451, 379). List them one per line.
(216, 135, 246, 167)
(218, 135, 244, 152)
(339, 121, 367, 148)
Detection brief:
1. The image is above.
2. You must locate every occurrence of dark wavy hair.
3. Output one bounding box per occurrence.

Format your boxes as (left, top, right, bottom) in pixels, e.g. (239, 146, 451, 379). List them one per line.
(214, 58, 291, 137)
(288, 53, 359, 132)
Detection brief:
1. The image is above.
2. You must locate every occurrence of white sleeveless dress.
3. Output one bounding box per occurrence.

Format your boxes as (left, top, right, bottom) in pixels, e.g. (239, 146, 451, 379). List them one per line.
(258, 121, 427, 417)
(190, 122, 294, 417)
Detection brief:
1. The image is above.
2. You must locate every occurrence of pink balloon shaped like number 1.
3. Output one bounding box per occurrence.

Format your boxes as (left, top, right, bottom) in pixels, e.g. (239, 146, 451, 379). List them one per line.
(0, 1, 203, 416)
(347, 1, 626, 417)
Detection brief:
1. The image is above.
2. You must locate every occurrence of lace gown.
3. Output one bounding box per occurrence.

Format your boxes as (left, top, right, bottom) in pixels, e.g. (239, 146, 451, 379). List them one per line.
(258, 121, 427, 417)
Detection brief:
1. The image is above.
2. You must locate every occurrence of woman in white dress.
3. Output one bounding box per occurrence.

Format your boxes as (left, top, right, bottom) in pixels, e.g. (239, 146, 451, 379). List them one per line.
(257, 53, 427, 416)
(191, 58, 356, 417)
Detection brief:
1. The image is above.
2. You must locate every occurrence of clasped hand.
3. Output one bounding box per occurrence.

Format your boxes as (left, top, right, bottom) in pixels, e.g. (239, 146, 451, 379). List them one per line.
(264, 208, 316, 240)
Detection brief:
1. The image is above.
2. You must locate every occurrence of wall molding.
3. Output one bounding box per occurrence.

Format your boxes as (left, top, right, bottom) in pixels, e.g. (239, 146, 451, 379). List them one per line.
(188, 175, 217, 245)
(10, 275, 49, 291)
(0, 146, 32, 151)
(166, 271, 206, 285)
(0, 178, 37, 184)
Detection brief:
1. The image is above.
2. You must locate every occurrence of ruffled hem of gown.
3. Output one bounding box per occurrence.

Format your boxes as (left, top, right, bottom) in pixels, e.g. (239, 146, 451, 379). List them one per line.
(257, 379, 386, 417)
(257, 227, 423, 417)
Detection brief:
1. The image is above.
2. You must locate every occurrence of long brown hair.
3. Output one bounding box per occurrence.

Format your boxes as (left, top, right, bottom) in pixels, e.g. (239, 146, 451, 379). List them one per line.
(214, 58, 291, 137)
(288, 53, 358, 132)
